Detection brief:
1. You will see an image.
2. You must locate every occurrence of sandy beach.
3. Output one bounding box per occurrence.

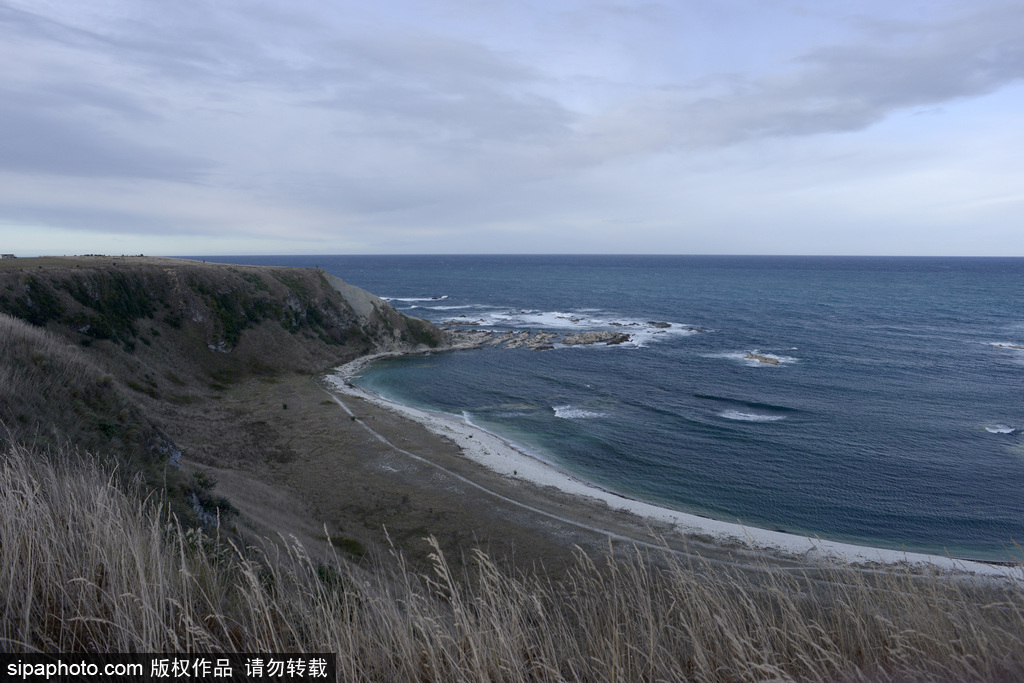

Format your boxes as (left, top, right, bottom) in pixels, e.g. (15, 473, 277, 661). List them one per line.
(326, 351, 1023, 580)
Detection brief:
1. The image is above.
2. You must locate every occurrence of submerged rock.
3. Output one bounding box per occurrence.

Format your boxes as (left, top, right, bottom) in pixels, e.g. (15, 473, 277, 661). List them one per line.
(563, 331, 631, 346)
(442, 316, 485, 326)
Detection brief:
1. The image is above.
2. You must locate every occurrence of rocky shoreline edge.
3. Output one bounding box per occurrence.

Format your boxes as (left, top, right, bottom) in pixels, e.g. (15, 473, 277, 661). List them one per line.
(439, 319, 705, 349)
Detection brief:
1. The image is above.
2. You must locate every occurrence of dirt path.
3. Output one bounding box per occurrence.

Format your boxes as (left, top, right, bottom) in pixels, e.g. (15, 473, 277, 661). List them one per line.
(167, 371, 825, 577)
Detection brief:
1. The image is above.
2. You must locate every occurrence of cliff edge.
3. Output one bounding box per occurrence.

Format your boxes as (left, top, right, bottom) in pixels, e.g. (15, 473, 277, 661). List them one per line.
(0, 255, 445, 521)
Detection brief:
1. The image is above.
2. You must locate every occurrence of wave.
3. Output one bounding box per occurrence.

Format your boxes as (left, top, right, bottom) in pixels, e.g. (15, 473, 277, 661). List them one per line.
(694, 394, 798, 414)
(987, 342, 1024, 351)
(708, 350, 799, 366)
(720, 409, 787, 423)
(383, 295, 448, 302)
(422, 304, 488, 311)
(984, 424, 1016, 434)
(553, 405, 607, 419)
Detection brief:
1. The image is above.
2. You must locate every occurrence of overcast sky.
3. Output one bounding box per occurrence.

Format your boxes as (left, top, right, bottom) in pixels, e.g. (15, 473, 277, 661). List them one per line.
(2, 0, 1023, 256)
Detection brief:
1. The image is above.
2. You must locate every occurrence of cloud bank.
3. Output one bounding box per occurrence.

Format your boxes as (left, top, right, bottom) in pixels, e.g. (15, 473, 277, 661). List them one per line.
(2, 0, 1023, 254)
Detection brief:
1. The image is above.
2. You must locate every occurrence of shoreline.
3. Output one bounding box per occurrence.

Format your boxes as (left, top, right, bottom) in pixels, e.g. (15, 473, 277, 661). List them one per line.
(327, 350, 1022, 579)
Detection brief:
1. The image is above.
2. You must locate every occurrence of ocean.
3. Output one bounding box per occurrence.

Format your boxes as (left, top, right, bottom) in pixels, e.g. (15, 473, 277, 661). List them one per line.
(197, 255, 1024, 561)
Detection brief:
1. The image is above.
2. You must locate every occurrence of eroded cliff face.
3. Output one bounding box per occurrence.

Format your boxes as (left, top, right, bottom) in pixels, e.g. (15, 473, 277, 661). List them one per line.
(0, 256, 445, 378)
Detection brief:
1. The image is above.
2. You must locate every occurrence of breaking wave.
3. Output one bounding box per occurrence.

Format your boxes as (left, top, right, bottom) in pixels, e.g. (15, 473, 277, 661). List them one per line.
(553, 405, 607, 419)
(720, 410, 787, 423)
(984, 424, 1016, 434)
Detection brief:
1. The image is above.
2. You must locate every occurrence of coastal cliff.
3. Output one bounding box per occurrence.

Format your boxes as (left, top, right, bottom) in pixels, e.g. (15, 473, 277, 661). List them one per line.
(0, 255, 445, 520)
(0, 255, 443, 371)
(2, 257, 1022, 677)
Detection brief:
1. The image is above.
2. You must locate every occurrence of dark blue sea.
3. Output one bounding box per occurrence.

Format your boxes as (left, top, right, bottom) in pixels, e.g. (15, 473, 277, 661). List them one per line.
(196, 255, 1024, 560)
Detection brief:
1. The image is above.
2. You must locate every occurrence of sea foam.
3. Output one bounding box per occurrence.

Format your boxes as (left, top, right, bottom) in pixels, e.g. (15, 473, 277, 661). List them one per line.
(383, 295, 448, 302)
(456, 308, 702, 348)
(720, 410, 786, 423)
(553, 405, 607, 419)
(984, 424, 1016, 434)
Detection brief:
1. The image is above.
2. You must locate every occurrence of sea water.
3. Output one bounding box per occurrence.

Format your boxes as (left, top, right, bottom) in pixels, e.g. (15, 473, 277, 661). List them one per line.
(198, 255, 1024, 561)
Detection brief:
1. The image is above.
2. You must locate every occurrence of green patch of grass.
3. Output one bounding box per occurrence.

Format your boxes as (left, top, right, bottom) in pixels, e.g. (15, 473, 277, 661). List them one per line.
(125, 378, 159, 398)
(208, 368, 239, 385)
(240, 271, 271, 293)
(191, 469, 217, 490)
(321, 535, 366, 558)
(165, 371, 186, 386)
(9, 275, 65, 327)
(60, 271, 159, 343)
(402, 314, 443, 347)
(189, 277, 277, 348)
(95, 420, 119, 438)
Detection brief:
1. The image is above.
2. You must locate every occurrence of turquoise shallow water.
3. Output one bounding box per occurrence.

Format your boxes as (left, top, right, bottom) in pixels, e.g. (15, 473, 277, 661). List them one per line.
(199, 255, 1024, 560)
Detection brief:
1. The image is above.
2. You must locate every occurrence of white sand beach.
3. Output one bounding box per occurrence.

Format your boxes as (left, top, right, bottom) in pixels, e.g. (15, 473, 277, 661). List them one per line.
(327, 353, 1023, 580)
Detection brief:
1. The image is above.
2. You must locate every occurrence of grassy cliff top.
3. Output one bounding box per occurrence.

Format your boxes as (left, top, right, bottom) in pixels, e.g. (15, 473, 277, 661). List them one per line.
(0, 255, 444, 523)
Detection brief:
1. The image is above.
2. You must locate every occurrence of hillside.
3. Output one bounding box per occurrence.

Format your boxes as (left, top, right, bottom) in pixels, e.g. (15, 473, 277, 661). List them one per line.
(0, 255, 445, 522)
(2, 257, 1023, 679)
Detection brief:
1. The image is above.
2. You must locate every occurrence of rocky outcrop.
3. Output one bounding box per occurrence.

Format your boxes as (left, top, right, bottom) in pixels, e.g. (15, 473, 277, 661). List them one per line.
(442, 316, 485, 326)
(488, 330, 559, 349)
(744, 352, 780, 365)
(444, 327, 634, 349)
(563, 331, 631, 346)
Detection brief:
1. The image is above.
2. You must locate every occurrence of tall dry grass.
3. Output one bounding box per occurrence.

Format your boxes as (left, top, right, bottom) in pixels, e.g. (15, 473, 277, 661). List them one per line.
(2, 441, 1022, 681)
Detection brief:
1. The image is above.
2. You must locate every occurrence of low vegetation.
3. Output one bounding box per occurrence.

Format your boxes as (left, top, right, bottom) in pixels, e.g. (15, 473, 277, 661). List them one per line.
(2, 258, 1022, 680)
(2, 441, 1022, 680)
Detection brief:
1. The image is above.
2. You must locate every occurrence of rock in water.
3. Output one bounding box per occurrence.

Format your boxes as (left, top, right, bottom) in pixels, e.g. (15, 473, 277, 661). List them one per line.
(563, 331, 631, 346)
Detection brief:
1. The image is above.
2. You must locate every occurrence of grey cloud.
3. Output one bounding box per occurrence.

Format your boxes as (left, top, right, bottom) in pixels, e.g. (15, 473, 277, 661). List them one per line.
(316, 80, 573, 145)
(4, 81, 158, 123)
(297, 30, 575, 144)
(5, 0, 1022, 252)
(0, 101, 210, 180)
(708, 6, 1024, 140)
(328, 32, 541, 88)
(584, 4, 1024, 154)
(0, 198, 192, 236)
(5, 2, 573, 147)
(1, 2, 266, 84)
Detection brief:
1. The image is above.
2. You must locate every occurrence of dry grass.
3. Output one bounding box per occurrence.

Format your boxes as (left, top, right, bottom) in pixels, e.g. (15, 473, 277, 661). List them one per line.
(2, 441, 1022, 681)
(0, 312, 152, 457)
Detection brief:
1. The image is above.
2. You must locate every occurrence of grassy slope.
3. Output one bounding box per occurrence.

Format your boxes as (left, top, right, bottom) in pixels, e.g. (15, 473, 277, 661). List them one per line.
(1, 257, 1023, 679)
(2, 441, 1022, 679)
(0, 256, 444, 522)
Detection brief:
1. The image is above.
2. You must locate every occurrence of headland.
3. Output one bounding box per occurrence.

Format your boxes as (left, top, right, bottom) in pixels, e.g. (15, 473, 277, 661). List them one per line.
(0, 255, 1018, 578)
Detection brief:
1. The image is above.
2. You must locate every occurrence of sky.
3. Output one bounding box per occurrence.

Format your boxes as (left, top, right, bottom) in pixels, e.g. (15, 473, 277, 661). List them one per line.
(2, 0, 1024, 256)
